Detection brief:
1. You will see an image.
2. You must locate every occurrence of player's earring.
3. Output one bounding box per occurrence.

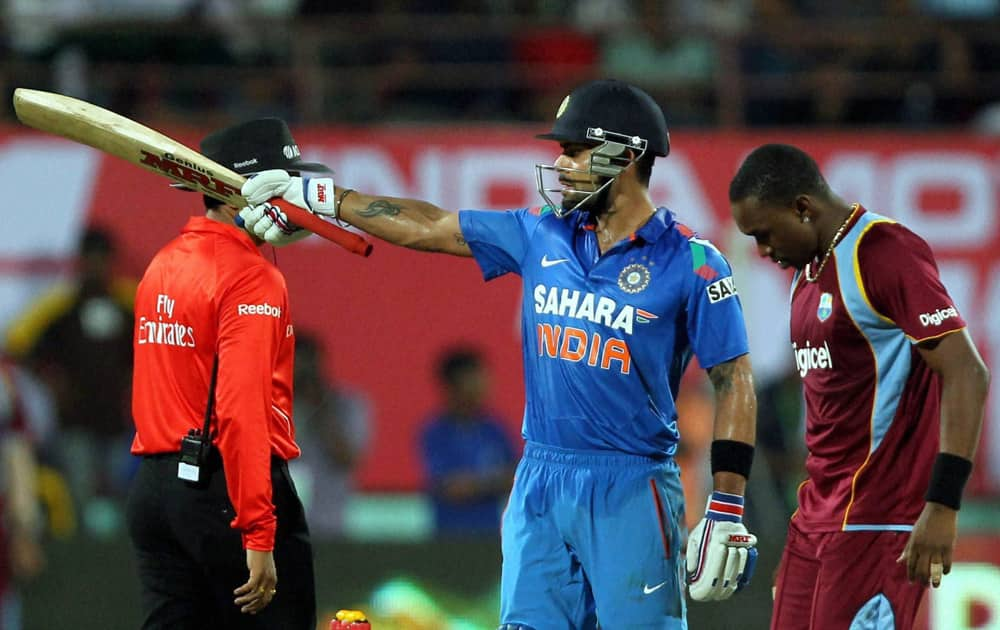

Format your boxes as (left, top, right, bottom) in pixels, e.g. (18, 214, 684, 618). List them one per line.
(802, 216, 811, 223)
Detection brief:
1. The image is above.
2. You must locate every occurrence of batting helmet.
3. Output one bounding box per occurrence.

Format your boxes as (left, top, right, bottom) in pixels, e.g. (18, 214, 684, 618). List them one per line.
(537, 79, 670, 157)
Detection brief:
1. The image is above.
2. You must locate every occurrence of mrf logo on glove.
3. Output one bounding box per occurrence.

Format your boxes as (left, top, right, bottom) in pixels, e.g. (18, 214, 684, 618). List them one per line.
(315, 180, 330, 204)
(685, 491, 758, 602)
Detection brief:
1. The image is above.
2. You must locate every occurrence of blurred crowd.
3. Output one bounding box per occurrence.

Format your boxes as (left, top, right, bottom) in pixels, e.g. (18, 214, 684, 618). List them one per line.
(2, 0, 1000, 129)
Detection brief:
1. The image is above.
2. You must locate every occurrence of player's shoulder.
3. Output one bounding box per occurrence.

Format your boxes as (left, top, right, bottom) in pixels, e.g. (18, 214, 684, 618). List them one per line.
(666, 218, 733, 279)
(859, 214, 926, 244)
(464, 205, 562, 236)
(525, 205, 567, 229)
(518, 205, 583, 244)
(526, 205, 554, 218)
(856, 213, 934, 261)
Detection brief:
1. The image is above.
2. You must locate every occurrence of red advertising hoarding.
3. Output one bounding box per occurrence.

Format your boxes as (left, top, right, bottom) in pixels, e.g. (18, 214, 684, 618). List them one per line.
(1, 127, 998, 494)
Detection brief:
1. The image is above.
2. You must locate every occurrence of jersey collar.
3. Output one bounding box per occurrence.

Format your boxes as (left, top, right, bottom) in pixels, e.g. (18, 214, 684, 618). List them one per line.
(637, 207, 674, 243)
(575, 206, 674, 244)
(182, 216, 262, 253)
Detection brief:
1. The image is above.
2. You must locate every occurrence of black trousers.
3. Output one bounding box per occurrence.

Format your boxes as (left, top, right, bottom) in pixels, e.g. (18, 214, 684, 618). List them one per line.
(126, 450, 316, 630)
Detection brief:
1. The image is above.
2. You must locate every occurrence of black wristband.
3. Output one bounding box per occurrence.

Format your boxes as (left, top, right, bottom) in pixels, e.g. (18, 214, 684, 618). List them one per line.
(710, 439, 755, 479)
(925, 452, 973, 510)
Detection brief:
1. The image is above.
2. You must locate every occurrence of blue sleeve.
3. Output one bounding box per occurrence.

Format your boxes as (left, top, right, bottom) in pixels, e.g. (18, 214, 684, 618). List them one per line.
(458, 208, 541, 280)
(685, 240, 750, 369)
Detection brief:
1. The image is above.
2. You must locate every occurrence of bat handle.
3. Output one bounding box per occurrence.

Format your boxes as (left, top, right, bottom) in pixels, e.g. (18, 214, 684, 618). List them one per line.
(273, 200, 373, 257)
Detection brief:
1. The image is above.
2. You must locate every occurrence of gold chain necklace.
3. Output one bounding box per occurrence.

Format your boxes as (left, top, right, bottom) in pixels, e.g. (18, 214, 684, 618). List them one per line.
(805, 203, 859, 283)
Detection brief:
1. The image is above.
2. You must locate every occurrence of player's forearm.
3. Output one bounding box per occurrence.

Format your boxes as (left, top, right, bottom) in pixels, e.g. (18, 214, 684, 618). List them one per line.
(938, 357, 989, 460)
(337, 188, 471, 255)
(708, 354, 757, 495)
(708, 354, 757, 445)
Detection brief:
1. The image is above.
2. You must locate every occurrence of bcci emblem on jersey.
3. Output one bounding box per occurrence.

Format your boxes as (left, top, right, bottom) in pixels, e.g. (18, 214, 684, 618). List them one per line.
(618, 264, 651, 294)
(817, 292, 833, 322)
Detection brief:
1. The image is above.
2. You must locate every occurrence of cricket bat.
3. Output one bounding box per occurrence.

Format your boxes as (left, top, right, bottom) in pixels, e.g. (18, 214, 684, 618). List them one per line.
(12, 88, 372, 257)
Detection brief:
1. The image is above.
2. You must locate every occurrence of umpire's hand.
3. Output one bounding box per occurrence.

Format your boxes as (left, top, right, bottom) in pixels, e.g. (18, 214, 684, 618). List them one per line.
(233, 549, 278, 614)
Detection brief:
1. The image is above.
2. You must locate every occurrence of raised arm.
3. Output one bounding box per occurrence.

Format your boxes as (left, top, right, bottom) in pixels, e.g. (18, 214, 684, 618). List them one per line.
(335, 188, 471, 256)
(240, 170, 472, 256)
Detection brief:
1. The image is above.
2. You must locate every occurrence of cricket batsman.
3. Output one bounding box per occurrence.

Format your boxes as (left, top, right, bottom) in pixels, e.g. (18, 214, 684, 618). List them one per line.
(239, 79, 759, 628)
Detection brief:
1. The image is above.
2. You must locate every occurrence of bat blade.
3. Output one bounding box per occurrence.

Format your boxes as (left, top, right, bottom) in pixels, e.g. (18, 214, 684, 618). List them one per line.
(12, 89, 371, 256)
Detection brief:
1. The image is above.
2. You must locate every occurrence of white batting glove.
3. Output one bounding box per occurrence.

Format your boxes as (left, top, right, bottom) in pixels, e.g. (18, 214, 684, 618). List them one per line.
(686, 491, 758, 602)
(237, 202, 310, 246)
(241, 169, 337, 217)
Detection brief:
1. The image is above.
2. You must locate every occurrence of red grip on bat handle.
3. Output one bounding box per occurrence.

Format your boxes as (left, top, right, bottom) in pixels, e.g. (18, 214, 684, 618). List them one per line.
(273, 199, 373, 257)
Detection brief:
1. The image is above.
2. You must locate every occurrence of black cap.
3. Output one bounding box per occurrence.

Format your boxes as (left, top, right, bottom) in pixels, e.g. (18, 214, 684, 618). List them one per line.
(199, 118, 331, 176)
(537, 79, 670, 157)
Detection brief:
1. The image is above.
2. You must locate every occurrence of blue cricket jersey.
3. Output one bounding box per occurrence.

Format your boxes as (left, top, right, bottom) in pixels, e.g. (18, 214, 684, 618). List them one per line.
(458, 206, 749, 458)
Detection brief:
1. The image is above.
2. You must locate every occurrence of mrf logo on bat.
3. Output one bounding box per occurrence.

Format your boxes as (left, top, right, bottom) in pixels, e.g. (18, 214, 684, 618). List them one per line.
(139, 149, 242, 200)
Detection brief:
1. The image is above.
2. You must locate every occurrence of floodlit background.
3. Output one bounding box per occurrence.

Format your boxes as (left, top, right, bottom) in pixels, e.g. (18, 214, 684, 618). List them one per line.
(1, 1, 999, 629)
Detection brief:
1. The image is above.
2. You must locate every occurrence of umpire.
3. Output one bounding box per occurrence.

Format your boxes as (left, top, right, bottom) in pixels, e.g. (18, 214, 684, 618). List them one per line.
(126, 119, 326, 629)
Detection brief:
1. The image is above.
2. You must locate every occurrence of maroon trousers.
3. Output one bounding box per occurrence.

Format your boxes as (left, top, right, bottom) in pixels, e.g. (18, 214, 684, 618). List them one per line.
(771, 519, 926, 629)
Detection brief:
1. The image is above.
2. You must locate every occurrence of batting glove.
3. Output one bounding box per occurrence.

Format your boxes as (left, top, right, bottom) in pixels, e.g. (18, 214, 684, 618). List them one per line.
(237, 202, 311, 246)
(686, 491, 758, 602)
(241, 169, 338, 217)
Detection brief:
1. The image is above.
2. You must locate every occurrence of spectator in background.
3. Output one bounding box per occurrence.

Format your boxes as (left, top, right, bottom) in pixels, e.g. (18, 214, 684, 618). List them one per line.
(0, 356, 46, 630)
(420, 347, 517, 537)
(512, 17, 598, 123)
(290, 331, 371, 539)
(600, 0, 718, 125)
(601, 0, 716, 83)
(4, 226, 136, 531)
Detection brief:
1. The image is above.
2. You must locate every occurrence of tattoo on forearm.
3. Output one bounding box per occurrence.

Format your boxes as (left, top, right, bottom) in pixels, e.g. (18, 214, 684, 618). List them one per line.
(709, 361, 736, 395)
(454, 233, 467, 247)
(358, 200, 402, 218)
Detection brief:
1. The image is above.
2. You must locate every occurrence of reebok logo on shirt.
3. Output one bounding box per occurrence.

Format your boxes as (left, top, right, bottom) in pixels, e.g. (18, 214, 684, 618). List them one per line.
(919, 306, 958, 327)
(237, 303, 282, 318)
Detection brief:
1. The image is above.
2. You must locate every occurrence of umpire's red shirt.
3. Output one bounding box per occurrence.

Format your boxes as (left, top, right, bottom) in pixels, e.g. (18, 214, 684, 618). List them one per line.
(131, 216, 299, 551)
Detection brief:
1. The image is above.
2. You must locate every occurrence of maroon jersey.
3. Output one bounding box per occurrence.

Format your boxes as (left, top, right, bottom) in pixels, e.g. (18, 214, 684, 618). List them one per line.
(790, 207, 965, 532)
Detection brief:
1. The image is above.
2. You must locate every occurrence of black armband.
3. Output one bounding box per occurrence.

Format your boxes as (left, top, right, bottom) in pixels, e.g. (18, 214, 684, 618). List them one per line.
(925, 452, 973, 510)
(710, 439, 755, 479)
